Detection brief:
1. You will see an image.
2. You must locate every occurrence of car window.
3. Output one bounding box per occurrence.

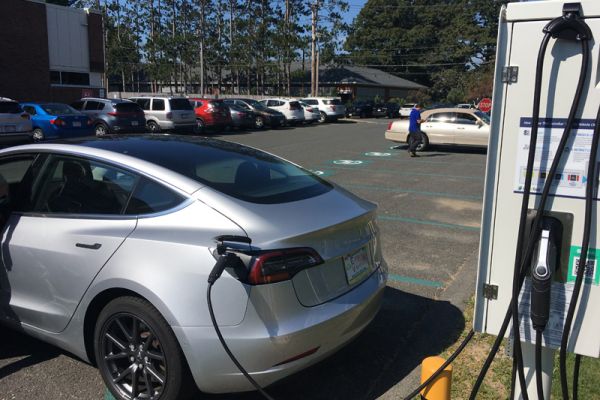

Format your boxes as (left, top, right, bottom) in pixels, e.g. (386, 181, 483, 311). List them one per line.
(71, 101, 84, 110)
(427, 112, 455, 123)
(41, 103, 79, 115)
(33, 155, 137, 215)
(169, 98, 193, 111)
(115, 103, 143, 113)
(23, 105, 37, 115)
(0, 102, 22, 114)
(302, 99, 317, 105)
(125, 177, 185, 215)
(475, 111, 490, 124)
(0, 155, 37, 213)
(455, 113, 479, 125)
(85, 137, 333, 204)
(134, 98, 151, 110)
(84, 101, 100, 111)
(152, 99, 165, 111)
(323, 99, 342, 105)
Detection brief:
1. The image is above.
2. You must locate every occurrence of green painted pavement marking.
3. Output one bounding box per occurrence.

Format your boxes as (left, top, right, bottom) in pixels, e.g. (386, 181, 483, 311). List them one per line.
(104, 389, 116, 400)
(378, 214, 480, 231)
(342, 183, 481, 201)
(320, 164, 483, 181)
(329, 159, 372, 166)
(388, 273, 444, 288)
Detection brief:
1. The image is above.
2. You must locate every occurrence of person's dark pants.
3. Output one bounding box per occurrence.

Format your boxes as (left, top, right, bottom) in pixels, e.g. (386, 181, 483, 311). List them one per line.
(408, 130, 423, 153)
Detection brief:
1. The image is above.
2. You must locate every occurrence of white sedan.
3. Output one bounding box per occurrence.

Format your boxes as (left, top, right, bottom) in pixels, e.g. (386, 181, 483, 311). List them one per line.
(385, 107, 491, 151)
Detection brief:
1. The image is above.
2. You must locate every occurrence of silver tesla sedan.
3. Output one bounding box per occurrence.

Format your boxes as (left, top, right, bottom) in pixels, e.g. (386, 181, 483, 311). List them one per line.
(0, 135, 387, 399)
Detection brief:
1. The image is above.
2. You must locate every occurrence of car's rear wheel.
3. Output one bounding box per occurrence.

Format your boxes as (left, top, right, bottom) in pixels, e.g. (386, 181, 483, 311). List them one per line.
(147, 121, 160, 133)
(318, 112, 327, 123)
(94, 296, 193, 400)
(95, 123, 109, 136)
(408, 132, 430, 152)
(32, 128, 44, 141)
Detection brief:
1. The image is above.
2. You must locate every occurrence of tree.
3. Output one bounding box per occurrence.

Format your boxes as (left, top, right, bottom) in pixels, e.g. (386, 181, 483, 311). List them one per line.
(344, 0, 504, 101)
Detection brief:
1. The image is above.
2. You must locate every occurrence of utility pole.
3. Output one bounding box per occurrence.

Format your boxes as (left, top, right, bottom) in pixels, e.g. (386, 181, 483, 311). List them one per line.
(310, 0, 320, 96)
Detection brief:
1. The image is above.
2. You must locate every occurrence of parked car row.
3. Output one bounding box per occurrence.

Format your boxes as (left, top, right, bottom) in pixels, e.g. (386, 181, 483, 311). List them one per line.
(0, 95, 349, 144)
(346, 101, 402, 119)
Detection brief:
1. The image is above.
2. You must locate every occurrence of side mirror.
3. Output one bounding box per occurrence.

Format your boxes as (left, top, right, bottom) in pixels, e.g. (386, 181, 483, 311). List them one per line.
(476, 119, 483, 127)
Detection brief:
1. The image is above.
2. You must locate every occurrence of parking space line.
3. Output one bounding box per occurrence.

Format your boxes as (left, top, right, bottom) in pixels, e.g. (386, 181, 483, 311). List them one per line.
(388, 273, 444, 288)
(341, 183, 481, 201)
(321, 165, 483, 181)
(378, 214, 480, 231)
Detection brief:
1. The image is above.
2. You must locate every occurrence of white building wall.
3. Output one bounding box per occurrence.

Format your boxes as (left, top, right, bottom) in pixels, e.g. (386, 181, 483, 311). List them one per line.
(46, 4, 89, 72)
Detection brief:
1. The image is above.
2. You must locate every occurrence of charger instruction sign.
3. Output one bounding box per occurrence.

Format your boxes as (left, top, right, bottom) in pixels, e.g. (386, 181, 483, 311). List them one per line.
(514, 118, 598, 199)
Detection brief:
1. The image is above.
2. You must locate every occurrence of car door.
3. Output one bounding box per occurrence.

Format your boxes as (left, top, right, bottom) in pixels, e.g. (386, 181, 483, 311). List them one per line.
(0, 153, 137, 333)
(151, 98, 167, 126)
(454, 112, 488, 145)
(421, 112, 456, 145)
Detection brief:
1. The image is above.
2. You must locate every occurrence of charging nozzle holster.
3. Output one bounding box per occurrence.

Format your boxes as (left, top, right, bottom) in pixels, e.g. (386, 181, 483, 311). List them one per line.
(544, 3, 593, 41)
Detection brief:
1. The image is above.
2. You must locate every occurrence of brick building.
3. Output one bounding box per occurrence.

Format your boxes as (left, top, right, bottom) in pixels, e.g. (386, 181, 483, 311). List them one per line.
(0, 0, 105, 103)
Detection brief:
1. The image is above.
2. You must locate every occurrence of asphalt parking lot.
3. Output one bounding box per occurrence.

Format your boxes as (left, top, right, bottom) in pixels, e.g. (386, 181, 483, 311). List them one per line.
(0, 118, 487, 400)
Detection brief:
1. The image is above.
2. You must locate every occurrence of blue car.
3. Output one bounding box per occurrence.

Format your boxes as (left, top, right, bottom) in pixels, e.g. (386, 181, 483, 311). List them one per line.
(20, 102, 93, 141)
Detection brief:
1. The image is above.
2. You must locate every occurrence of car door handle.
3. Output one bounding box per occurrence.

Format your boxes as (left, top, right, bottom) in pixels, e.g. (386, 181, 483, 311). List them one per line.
(76, 242, 102, 250)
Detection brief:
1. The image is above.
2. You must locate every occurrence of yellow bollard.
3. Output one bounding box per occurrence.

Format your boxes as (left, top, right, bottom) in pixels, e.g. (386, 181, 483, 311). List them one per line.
(419, 356, 452, 400)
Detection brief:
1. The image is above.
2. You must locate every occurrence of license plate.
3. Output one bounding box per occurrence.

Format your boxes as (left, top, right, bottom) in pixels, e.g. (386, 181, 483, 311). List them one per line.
(343, 246, 372, 285)
(72, 121, 82, 127)
(131, 121, 139, 126)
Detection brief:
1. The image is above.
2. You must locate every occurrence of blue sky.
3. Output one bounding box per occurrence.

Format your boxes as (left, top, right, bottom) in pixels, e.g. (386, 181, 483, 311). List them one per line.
(344, 1, 366, 25)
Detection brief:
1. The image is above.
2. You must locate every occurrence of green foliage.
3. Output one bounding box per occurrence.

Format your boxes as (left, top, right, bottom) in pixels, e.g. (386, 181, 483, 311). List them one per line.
(344, 0, 504, 101)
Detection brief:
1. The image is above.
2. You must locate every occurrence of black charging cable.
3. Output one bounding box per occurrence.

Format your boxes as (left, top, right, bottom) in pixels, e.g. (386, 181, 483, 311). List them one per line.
(206, 237, 276, 400)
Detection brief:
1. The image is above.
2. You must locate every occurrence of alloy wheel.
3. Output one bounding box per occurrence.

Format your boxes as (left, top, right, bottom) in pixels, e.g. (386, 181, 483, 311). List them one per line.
(100, 313, 167, 400)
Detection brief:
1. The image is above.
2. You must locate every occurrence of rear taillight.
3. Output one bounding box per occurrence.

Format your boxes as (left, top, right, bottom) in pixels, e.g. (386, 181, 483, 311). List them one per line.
(107, 111, 119, 117)
(50, 118, 66, 126)
(166, 112, 173, 120)
(206, 104, 216, 113)
(387, 122, 393, 130)
(247, 248, 323, 285)
(20, 113, 30, 120)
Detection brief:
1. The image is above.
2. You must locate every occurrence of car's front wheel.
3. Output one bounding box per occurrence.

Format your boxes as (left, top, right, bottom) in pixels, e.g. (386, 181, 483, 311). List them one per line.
(147, 121, 161, 133)
(255, 116, 265, 129)
(94, 296, 193, 400)
(32, 128, 44, 141)
(95, 123, 109, 136)
(408, 132, 430, 152)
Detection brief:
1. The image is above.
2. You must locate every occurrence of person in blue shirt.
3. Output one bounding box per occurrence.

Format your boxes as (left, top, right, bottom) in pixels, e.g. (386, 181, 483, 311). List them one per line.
(408, 104, 424, 157)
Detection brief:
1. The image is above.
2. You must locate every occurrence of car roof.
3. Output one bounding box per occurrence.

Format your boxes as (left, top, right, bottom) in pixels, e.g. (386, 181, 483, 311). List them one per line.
(0, 135, 224, 194)
(422, 107, 482, 117)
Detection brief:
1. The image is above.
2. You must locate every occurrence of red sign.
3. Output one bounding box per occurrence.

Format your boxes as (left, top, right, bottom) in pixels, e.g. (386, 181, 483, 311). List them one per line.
(478, 97, 492, 113)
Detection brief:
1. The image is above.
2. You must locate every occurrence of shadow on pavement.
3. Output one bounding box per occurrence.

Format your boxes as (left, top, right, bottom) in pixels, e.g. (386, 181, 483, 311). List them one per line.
(206, 286, 465, 400)
(0, 328, 60, 379)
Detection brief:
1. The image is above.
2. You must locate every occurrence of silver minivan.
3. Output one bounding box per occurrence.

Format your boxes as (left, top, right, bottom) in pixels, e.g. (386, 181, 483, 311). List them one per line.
(130, 96, 196, 133)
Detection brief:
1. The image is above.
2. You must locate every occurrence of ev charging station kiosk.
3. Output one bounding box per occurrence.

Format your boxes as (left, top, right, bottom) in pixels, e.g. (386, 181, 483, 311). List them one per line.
(475, 1, 600, 399)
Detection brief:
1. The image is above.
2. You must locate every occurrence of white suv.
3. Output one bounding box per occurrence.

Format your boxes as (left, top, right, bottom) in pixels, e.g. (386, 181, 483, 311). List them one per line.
(300, 97, 346, 123)
(129, 96, 196, 133)
(259, 98, 305, 125)
(399, 103, 417, 118)
(0, 98, 33, 146)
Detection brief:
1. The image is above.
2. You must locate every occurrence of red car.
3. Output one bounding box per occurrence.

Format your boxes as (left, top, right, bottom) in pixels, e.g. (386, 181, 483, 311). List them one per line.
(189, 98, 232, 132)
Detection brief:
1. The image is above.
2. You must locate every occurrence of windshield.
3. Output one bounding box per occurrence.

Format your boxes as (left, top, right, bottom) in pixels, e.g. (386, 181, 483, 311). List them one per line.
(245, 99, 269, 110)
(474, 111, 490, 124)
(41, 103, 80, 115)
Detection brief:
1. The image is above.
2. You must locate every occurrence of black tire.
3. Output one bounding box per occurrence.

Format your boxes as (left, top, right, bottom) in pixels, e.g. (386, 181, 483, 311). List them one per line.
(408, 132, 429, 152)
(94, 296, 194, 400)
(254, 116, 265, 129)
(195, 119, 205, 133)
(95, 123, 109, 136)
(147, 121, 161, 133)
(32, 128, 44, 141)
(318, 112, 327, 123)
